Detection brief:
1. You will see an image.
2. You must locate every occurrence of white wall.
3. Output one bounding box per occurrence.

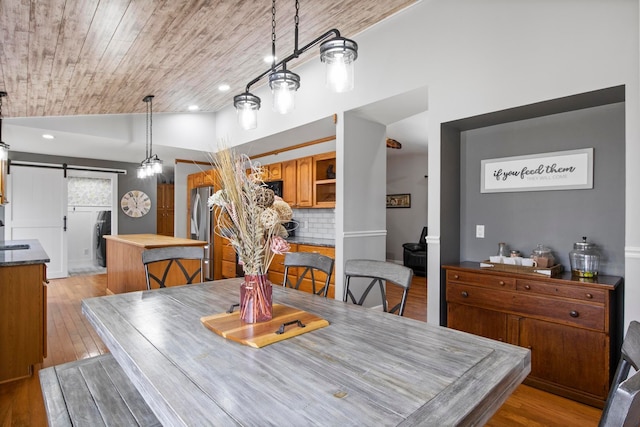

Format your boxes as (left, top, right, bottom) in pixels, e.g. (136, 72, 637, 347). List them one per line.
(215, 0, 640, 329)
(337, 113, 387, 305)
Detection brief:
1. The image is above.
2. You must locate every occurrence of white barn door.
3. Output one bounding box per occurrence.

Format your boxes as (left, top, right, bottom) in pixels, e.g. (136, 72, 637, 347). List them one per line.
(7, 166, 68, 278)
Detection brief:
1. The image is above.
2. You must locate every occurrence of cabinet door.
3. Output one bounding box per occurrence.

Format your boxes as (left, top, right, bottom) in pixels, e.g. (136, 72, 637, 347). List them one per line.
(282, 160, 297, 206)
(165, 184, 174, 209)
(296, 157, 313, 207)
(268, 163, 282, 181)
(447, 303, 508, 342)
(519, 317, 609, 400)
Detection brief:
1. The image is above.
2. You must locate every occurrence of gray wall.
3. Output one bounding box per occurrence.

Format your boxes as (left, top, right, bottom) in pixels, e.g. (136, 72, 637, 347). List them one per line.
(460, 102, 625, 276)
(9, 151, 157, 235)
(386, 153, 428, 263)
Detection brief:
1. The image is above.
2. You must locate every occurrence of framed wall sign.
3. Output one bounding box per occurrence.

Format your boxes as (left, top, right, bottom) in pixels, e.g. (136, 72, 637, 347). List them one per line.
(481, 148, 593, 193)
(387, 193, 411, 208)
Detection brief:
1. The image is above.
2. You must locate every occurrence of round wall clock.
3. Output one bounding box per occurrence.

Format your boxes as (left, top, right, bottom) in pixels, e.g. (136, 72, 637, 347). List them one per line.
(121, 190, 151, 218)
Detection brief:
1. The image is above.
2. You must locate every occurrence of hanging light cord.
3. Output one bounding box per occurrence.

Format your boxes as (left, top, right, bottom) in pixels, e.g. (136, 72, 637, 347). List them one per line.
(242, 1, 343, 94)
(143, 95, 154, 160)
(0, 91, 7, 147)
(0, 93, 3, 143)
(148, 96, 153, 158)
(271, 0, 277, 71)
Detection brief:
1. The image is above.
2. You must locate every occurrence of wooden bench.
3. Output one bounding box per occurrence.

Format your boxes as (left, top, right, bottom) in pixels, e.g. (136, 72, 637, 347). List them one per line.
(39, 354, 160, 426)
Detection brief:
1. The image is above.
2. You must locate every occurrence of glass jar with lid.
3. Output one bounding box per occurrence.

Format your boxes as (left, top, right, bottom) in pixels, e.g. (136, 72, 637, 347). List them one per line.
(569, 237, 600, 278)
(531, 244, 555, 268)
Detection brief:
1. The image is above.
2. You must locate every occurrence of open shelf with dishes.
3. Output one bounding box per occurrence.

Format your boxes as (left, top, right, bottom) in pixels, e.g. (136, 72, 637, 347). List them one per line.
(313, 153, 336, 207)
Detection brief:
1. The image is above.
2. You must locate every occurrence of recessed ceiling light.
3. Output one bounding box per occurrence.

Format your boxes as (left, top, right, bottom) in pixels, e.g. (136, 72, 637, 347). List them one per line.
(218, 84, 230, 92)
(263, 55, 276, 64)
(42, 134, 55, 139)
(188, 105, 200, 111)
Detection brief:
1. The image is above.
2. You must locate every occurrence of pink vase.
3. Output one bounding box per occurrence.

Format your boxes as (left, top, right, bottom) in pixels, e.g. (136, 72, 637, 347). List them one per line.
(240, 274, 273, 323)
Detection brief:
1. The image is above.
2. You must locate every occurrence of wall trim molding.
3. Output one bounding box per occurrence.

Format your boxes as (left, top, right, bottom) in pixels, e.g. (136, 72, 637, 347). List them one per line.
(625, 246, 640, 258)
(426, 235, 440, 245)
(343, 230, 387, 238)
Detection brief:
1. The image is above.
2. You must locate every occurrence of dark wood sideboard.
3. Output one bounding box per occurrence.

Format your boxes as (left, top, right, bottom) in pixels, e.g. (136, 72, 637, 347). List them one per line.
(443, 262, 623, 408)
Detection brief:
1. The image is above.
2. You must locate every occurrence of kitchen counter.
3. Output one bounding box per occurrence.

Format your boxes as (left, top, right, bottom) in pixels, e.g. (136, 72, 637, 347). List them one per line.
(286, 236, 334, 247)
(103, 234, 207, 294)
(0, 239, 50, 266)
(103, 234, 207, 248)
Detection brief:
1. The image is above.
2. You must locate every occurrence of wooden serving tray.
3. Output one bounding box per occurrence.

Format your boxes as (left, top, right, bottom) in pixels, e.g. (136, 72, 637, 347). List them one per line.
(480, 260, 564, 277)
(200, 304, 329, 348)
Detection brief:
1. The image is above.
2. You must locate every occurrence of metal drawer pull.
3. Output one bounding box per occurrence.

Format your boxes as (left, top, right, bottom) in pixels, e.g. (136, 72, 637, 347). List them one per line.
(499, 281, 505, 286)
(461, 291, 469, 298)
(570, 310, 579, 318)
(586, 293, 593, 299)
(524, 285, 531, 290)
(454, 274, 459, 279)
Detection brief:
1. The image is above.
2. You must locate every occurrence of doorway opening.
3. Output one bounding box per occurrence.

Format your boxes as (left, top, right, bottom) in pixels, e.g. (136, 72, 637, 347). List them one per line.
(66, 170, 118, 276)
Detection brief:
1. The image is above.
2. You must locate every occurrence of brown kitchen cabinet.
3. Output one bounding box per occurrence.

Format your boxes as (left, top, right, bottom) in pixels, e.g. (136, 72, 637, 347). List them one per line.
(267, 243, 298, 286)
(313, 152, 336, 208)
(0, 262, 47, 383)
(267, 244, 335, 298)
(281, 159, 298, 206)
(221, 243, 240, 279)
(297, 244, 336, 298)
(444, 262, 622, 408)
(157, 183, 174, 236)
(280, 157, 313, 208)
(296, 157, 313, 207)
(261, 162, 282, 182)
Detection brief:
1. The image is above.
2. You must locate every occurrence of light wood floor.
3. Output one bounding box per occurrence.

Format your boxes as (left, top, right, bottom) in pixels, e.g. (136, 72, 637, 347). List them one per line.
(0, 273, 602, 426)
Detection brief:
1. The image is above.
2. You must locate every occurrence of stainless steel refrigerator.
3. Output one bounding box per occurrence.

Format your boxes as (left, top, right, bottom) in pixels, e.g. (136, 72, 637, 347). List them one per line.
(190, 186, 214, 280)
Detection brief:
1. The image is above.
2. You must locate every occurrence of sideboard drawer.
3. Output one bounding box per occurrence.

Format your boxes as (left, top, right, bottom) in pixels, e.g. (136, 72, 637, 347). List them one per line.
(447, 283, 511, 310)
(447, 283, 605, 331)
(447, 270, 515, 290)
(517, 279, 606, 303)
(512, 294, 605, 331)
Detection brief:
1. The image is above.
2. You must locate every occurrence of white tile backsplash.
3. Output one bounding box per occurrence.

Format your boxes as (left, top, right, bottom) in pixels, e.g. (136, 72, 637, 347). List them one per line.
(292, 208, 335, 239)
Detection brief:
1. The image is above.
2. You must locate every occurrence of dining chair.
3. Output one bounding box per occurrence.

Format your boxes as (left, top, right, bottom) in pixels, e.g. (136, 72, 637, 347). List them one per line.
(343, 259, 413, 316)
(599, 320, 640, 427)
(142, 246, 204, 290)
(283, 252, 335, 297)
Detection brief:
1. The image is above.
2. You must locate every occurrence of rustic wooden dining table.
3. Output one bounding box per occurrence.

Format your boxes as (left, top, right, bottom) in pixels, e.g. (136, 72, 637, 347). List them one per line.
(81, 278, 530, 426)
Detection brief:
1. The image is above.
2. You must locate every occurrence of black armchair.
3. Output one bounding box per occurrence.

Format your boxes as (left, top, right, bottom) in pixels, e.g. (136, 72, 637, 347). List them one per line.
(402, 227, 427, 276)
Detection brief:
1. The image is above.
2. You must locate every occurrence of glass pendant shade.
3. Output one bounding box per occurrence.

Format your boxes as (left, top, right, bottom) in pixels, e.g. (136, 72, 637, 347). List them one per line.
(137, 163, 147, 179)
(320, 37, 358, 93)
(150, 156, 163, 174)
(234, 93, 261, 130)
(269, 70, 300, 114)
(0, 143, 8, 161)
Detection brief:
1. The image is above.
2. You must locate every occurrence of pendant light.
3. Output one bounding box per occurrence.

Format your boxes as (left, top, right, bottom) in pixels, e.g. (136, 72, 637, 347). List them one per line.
(233, 0, 358, 130)
(137, 95, 163, 179)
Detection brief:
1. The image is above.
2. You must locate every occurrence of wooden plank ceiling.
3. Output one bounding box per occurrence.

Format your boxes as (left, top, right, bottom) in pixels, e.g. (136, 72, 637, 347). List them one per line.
(0, 0, 415, 118)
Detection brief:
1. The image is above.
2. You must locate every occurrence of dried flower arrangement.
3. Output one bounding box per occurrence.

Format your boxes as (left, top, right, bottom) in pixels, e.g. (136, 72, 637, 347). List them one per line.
(207, 145, 293, 322)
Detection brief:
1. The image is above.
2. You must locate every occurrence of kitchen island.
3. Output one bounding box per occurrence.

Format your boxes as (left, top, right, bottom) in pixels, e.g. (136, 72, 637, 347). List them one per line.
(0, 239, 50, 383)
(103, 234, 206, 294)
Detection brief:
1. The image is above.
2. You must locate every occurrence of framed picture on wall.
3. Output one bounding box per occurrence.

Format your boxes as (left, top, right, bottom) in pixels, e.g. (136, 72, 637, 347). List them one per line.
(387, 194, 411, 208)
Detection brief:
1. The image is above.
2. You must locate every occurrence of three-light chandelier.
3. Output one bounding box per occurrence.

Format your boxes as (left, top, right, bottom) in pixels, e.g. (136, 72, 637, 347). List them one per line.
(137, 95, 163, 179)
(233, 0, 358, 130)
